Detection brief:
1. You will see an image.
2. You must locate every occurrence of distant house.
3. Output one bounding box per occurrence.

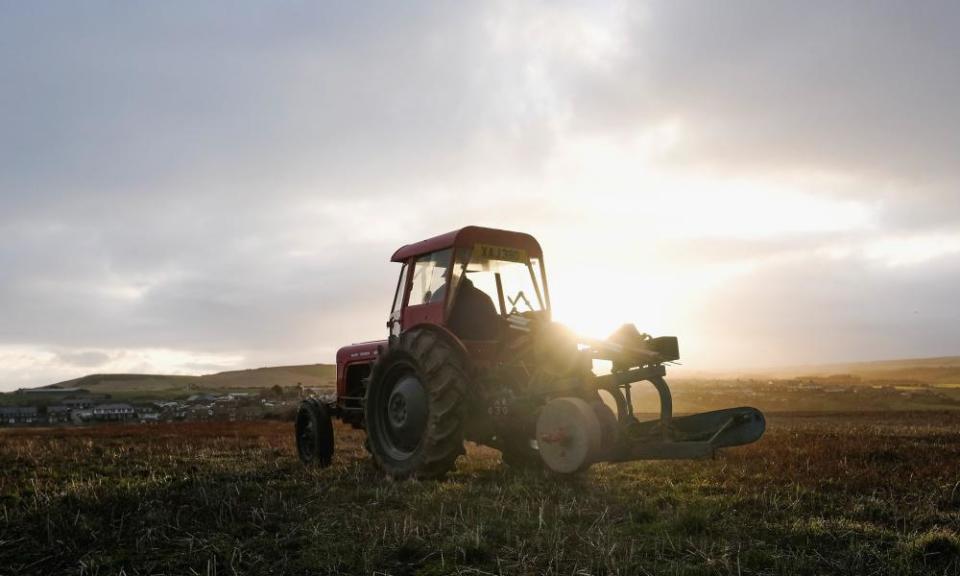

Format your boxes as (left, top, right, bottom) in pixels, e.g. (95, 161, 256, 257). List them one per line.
(212, 402, 239, 421)
(63, 398, 98, 409)
(71, 409, 93, 424)
(91, 403, 136, 421)
(187, 404, 213, 420)
(46, 405, 72, 424)
(133, 404, 160, 422)
(0, 406, 39, 425)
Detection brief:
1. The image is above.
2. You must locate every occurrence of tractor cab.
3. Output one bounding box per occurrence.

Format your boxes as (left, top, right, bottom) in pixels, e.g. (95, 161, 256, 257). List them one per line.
(388, 226, 550, 344)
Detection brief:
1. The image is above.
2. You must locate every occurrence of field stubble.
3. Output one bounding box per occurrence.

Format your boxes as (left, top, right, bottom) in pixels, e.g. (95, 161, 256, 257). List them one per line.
(1, 412, 959, 575)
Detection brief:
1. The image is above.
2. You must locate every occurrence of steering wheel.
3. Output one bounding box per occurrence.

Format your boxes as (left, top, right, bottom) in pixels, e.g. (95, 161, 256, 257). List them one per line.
(507, 290, 534, 314)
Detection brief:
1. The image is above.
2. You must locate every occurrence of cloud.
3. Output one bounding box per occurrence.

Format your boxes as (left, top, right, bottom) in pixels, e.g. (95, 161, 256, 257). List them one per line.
(0, 345, 248, 389)
(691, 250, 960, 369)
(0, 1, 958, 389)
(53, 350, 111, 368)
(567, 2, 960, 227)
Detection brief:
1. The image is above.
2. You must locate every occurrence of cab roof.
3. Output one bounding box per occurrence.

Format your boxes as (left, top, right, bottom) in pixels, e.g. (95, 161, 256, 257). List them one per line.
(390, 226, 543, 263)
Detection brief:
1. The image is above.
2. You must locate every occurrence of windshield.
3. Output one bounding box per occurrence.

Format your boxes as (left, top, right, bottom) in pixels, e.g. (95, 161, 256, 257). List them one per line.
(448, 244, 546, 316)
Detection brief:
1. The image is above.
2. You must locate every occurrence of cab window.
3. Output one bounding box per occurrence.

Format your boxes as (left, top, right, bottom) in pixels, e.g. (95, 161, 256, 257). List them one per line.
(390, 263, 408, 314)
(388, 263, 408, 336)
(408, 249, 452, 306)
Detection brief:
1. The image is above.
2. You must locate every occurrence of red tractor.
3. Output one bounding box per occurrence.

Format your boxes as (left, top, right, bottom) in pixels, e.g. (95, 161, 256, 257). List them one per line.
(296, 226, 764, 478)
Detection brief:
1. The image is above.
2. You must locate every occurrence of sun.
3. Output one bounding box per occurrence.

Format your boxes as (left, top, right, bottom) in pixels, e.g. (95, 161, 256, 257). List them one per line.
(546, 263, 672, 342)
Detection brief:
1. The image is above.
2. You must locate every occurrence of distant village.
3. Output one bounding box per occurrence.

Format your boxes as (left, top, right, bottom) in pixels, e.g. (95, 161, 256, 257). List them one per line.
(0, 384, 324, 426)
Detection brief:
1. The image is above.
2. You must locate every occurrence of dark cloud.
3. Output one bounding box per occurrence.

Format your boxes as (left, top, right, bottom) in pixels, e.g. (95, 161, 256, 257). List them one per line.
(53, 350, 111, 368)
(691, 252, 960, 368)
(0, 2, 556, 219)
(568, 1, 960, 228)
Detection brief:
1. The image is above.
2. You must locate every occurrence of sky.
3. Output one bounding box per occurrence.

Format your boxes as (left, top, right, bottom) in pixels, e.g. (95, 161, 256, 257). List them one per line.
(2, 1, 959, 390)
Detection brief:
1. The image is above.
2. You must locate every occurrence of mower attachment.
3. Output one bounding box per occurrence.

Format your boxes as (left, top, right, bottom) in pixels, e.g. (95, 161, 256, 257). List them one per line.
(610, 406, 766, 462)
(535, 361, 766, 472)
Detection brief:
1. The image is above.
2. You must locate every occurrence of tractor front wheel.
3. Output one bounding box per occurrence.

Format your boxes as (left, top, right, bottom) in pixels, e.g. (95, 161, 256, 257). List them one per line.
(295, 398, 334, 466)
(365, 328, 468, 479)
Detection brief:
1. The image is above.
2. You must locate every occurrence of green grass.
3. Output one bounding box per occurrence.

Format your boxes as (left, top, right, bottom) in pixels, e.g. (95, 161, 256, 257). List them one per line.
(1, 412, 959, 575)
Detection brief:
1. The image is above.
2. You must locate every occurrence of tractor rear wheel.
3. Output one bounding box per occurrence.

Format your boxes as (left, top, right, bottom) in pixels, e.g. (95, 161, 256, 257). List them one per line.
(295, 398, 334, 466)
(365, 328, 468, 479)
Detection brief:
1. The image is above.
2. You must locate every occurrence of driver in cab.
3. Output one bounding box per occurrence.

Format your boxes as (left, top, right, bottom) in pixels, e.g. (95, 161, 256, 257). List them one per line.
(429, 276, 499, 341)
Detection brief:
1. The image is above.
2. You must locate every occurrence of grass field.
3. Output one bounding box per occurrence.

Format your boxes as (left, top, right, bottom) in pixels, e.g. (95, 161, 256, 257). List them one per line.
(0, 412, 960, 575)
(2, 413, 959, 575)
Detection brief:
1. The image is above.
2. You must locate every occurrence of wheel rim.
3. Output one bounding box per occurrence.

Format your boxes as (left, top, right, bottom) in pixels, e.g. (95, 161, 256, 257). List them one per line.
(373, 364, 429, 461)
(536, 397, 602, 473)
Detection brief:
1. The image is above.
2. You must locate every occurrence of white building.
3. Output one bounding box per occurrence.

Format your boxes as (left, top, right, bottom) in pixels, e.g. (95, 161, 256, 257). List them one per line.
(91, 403, 136, 421)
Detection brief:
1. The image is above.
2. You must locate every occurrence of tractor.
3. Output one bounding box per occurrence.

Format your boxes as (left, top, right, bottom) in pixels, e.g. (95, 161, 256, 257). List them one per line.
(295, 226, 764, 477)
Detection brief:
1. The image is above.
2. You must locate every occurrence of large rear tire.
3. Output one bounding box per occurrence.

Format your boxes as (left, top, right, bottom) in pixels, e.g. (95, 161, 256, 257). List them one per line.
(295, 399, 334, 467)
(365, 328, 468, 479)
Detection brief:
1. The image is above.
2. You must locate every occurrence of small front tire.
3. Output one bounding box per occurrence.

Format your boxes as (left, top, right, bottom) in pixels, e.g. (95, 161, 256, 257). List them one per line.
(296, 399, 335, 467)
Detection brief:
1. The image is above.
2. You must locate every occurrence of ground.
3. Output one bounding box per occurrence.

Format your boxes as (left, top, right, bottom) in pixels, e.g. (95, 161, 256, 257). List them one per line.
(1, 413, 959, 575)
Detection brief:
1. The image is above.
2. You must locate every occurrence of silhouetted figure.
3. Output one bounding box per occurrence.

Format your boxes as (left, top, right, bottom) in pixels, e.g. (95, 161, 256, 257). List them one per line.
(448, 276, 499, 340)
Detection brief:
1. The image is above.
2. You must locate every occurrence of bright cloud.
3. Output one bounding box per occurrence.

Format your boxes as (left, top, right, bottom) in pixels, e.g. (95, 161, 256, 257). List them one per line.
(864, 233, 960, 267)
(0, 345, 245, 390)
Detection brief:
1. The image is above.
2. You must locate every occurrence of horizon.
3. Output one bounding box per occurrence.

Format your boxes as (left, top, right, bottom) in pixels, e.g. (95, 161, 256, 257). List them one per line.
(14, 352, 960, 392)
(3, 2, 959, 391)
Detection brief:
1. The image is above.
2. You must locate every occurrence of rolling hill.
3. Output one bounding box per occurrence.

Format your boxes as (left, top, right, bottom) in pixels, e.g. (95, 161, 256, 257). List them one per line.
(20, 355, 960, 410)
(742, 355, 960, 385)
(43, 364, 337, 396)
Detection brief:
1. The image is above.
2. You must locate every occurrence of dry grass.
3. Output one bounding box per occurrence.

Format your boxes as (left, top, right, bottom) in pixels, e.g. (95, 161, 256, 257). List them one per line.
(1, 412, 959, 575)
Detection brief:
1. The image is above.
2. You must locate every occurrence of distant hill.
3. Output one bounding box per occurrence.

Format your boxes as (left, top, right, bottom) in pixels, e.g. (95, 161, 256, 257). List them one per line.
(44, 364, 337, 395)
(744, 356, 960, 385)
(40, 356, 960, 394)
